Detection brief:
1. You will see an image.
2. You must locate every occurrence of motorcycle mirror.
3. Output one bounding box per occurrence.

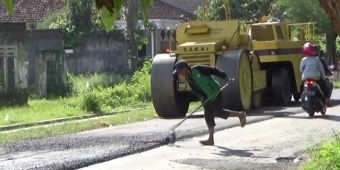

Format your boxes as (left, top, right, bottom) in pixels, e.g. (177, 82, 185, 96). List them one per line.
(328, 65, 337, 71)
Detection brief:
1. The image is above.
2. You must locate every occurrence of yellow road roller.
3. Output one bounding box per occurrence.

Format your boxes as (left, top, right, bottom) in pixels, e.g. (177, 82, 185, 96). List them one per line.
(151, 11, 317, 118)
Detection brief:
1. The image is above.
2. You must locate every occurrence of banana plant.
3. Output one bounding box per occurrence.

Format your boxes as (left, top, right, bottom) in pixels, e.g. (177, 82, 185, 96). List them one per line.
(95, 0, 154, 32)
(2, 0, 14, 13)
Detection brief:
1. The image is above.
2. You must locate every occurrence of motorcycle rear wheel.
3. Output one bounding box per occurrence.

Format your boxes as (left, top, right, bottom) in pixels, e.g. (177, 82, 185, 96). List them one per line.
(308, 110, 315, 117)
(321, 104, 326, 116)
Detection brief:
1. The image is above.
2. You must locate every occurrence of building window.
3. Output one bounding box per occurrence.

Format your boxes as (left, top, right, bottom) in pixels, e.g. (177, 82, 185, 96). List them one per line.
(0, 56, 4, 89)
(0, 46, 17, 91)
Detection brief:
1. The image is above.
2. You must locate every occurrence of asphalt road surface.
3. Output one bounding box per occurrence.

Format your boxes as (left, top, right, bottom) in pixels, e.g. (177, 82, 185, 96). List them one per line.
(1, 89, 340, 170)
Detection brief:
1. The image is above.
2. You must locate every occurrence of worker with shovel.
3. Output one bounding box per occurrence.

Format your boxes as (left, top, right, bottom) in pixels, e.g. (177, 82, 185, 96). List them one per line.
(172, 60, 247, 146)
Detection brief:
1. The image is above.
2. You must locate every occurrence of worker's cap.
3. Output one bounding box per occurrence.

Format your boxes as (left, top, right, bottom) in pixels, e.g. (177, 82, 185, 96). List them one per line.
(172, 60, 189, 75)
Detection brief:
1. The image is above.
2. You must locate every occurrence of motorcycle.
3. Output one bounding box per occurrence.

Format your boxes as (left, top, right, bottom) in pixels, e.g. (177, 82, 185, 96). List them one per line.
(301, 79, 327, 117)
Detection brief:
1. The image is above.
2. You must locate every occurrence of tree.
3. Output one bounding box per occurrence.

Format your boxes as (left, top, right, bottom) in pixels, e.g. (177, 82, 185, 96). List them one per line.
(232, 0, 283, 23)
(69, 0, 93, 33)
(195, 0, 284, 23)
(279, 0, 331, 33)
(195, 0, 226, 20)
(318, 0, 339, 66)
(94, 0, 154, 31)
(47, 0, 94, 48)
(319, 0, 340, 33)
(125, 0, 140, 72)
(95, 0, 154, 72)
(280, 0, 337, 65)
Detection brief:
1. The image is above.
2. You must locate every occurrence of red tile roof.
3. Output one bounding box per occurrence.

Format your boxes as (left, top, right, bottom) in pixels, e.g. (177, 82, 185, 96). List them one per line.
(160, 0, 202, 14)
(0, 0, 200, 23)
(150, 0, 202, 20)
(0, 0, 65, 23)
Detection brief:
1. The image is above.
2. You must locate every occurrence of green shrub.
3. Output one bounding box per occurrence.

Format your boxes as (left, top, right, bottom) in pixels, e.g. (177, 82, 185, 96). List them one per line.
(131, 58, 152, 102)
(303, 136, 340, 170)
(67, 72, 127, 95)
(81, 91, 101, 113)
(316, 36, 340, 54)
(75, 57, 152, 112)
(99, 58, 152, 108)
(0, 88, 28, 106)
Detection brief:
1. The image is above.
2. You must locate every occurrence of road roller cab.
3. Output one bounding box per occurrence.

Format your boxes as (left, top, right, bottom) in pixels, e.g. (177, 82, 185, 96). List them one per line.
(250, 22, 317, 105)
(151, 19, 317, 118)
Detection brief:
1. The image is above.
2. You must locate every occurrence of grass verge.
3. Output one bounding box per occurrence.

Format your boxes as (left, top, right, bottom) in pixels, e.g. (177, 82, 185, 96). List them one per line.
(0, 102, 202, 143)
(0, 96, 151, 127)
(334, 81, 340, 88)
(0, 106, 156, 143)
(0, 97, 86, 126)
(302, 134, 340, 170)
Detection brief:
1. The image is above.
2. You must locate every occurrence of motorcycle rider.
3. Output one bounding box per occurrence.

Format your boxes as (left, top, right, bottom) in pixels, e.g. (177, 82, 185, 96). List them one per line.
(313, 44, 333, 76)
(300, 42, 331, 106)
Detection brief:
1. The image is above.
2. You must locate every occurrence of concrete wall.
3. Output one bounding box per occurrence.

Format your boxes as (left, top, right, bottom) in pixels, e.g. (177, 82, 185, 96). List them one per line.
(66, 31, 129, 74)
(0, 23, 66, 97)
(25, 29, 66, 96)
(65, 20, 180, 75)
(0, 24, 27, 92)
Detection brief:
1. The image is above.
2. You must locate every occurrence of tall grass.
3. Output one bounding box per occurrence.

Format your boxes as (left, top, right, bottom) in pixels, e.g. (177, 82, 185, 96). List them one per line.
(67, 73, 128, 95)
(303, 135, 340, 170)
(70, 58, 152, 113)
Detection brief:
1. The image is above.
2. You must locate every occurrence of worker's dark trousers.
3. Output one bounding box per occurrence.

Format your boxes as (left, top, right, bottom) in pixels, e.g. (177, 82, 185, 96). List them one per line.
(202, 95, 230, 127)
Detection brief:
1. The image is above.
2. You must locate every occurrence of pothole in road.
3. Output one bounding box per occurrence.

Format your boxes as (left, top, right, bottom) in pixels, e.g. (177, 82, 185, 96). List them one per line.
(275, 156, 302, 163)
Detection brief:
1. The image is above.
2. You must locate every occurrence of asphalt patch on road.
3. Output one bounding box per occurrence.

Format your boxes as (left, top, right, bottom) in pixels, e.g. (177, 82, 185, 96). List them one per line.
(174, 158, 304, 170)
(0, 132, 173, 170)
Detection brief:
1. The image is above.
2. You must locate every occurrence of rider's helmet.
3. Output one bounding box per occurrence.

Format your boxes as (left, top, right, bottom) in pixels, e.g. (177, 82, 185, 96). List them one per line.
(312, 43, 321, 56)
(302, 42, 315, 56)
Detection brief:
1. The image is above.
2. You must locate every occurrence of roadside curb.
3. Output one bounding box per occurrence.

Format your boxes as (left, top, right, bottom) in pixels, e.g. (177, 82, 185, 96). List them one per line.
(0, 107, 149, 131)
